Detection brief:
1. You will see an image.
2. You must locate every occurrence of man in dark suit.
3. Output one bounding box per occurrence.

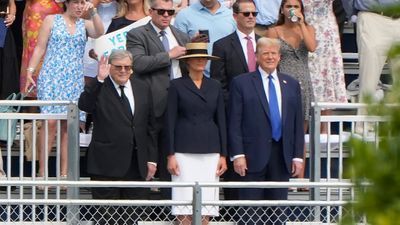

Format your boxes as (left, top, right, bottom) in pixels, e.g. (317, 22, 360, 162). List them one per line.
(210, 0, 259, 201)
(78, 50, 157, 224)
(211, 0, 260, 103)
(228, 37, 304, 224)
(126, 0, 190, 198)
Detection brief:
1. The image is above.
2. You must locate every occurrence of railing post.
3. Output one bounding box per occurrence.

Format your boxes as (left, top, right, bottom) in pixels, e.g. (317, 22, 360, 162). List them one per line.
(310, 102, 321, 222)
(67, 102, 80, 224)
(192, 182, 202, 225)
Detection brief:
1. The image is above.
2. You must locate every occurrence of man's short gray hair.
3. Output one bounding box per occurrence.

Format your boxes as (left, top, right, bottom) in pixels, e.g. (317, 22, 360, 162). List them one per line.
(256, 37, 281, 54)
(108, 49, 133, 64)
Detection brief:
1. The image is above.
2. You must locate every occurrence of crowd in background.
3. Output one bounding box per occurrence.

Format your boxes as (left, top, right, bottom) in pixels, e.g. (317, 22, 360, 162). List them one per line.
(1, 0, 400, 223)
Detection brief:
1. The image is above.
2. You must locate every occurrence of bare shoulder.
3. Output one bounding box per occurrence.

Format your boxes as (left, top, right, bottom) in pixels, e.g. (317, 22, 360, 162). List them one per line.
(265, 26, 279, 38)
(40, 15, 56, 31)
(43, 14, 56, 25)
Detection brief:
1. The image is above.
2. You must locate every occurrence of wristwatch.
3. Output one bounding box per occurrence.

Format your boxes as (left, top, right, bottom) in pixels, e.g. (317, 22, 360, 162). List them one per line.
(90, 8, 97, 17)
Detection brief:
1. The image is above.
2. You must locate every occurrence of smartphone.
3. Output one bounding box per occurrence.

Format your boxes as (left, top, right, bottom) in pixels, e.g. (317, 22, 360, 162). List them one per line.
(198, 29, 209, 43)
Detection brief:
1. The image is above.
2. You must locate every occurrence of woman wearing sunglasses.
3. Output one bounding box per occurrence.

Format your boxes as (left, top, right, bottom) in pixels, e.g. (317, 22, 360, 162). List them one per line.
(265, 0, 316, 181)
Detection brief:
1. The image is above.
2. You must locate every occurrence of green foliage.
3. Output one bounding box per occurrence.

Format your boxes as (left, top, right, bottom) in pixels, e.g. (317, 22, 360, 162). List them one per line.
(341, 6, 400, 225)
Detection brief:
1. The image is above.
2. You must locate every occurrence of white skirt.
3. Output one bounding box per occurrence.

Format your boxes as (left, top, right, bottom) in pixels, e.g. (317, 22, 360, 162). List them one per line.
(171, 153, 220, 216)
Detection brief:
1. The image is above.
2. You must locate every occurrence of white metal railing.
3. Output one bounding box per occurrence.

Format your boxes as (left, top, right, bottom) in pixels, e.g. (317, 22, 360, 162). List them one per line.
(2, 101, 385, 224)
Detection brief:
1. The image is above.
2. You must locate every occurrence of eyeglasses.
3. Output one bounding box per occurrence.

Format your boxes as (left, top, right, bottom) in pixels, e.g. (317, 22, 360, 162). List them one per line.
(239, 11, 258, 17)
(111, 64, 132, 71)
(151, 8, 175, 16)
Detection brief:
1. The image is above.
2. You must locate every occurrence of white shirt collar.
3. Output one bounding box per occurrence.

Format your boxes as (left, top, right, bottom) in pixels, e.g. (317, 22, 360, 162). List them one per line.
(258, 67, 278, 80)
(236, 29, 256, 40)
(109, 76, 131, 91)
(150, 21, 172, 36)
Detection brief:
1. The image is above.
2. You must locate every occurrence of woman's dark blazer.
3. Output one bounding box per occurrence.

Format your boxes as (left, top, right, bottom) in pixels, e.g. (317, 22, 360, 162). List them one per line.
(165, 76, 227, 157)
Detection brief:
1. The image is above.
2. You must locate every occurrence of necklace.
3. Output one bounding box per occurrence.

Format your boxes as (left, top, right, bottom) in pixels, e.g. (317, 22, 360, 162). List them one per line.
(64, 15, 77, 28)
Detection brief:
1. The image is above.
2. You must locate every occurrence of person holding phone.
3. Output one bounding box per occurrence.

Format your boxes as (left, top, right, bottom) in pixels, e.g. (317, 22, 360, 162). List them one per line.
(126, 0, 190, 199)
(174, 0, 236, 76)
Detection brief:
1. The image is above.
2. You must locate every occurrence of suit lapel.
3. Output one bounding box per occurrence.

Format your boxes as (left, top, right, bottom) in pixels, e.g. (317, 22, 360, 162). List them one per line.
(278, 73, 288, 128)
(171, 26, 185, 46)
(251, 71, 270, 119)
(145, 22, 165, 52)
(105, 77, 121, 100)
(182, 76, 207, 102)
(130, 78, 140, 124)
(231, 33, 249, 73)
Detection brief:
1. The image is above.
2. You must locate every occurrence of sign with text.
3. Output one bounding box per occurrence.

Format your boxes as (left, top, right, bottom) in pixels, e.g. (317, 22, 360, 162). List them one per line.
(94, 16, 151, 59)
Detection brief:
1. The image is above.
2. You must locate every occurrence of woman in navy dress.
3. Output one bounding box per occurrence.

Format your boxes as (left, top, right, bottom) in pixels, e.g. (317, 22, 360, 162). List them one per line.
(165, 42, 227, 225)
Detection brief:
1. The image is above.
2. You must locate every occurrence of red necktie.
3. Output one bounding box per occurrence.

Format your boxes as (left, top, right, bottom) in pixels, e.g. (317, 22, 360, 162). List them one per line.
(245, 36, 256, 72)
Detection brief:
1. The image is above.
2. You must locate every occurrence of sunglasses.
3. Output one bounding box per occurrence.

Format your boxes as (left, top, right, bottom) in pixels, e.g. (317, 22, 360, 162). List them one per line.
(151, 8, 175, 16)
(239, 11, 258, 17)
(111, 64, 132, 71)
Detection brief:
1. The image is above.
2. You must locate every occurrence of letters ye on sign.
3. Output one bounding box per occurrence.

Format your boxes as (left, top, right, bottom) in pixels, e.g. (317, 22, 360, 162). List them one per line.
(94, 16, 151, 59)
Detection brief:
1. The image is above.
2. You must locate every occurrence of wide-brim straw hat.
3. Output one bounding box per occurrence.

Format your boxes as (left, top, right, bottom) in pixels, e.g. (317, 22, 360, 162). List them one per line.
(177, 42, 220, 60)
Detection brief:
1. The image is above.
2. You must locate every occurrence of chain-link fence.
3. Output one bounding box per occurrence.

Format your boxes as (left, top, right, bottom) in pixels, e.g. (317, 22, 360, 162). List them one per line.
(0, 180, 363, 224)
(0, 204, 356, 224)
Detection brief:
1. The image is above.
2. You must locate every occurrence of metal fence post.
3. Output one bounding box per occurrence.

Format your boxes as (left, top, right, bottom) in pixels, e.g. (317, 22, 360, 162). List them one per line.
(192, 182, 202, 225)
(310, 103, 321, 222)
(67, 102, 80, 224)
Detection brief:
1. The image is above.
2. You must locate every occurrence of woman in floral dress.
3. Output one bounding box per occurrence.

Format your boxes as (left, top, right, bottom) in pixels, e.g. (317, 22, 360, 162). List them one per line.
(24, 0, 104, 178)
(303, 0, 348, 133)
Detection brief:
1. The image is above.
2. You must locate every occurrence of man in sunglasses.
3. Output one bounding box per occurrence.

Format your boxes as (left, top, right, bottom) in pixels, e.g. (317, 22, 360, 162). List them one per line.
(209, 0, 259, 202)
(126, 0, 190, 199)
(211, 0, 259, 104)
(174, 0, 236, 77)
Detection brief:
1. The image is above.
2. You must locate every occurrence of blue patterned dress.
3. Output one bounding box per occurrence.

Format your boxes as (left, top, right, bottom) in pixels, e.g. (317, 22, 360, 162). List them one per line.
(37, 14, 86, 120)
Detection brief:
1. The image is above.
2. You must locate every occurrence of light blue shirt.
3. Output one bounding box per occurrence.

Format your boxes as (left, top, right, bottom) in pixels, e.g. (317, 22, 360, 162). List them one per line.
(354, 0, 400, 11)
(253, 0, 282, 26)
(174, 1, 236, 76)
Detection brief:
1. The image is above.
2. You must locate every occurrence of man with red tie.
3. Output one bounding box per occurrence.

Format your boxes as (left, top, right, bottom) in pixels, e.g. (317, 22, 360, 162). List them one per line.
(211, 0, 260, 103)
(210, 0, 259, 201)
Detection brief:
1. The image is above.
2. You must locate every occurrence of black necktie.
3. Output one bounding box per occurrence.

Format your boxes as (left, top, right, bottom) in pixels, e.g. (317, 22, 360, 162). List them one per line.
(119, 85, 133, 120)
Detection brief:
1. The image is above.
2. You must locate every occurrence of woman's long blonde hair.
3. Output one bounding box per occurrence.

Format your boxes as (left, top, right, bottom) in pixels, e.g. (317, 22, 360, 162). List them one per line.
(115, 0, 150, 18)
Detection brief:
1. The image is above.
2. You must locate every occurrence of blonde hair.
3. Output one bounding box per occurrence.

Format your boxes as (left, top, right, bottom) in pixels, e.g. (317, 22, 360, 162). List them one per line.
(115, 0, 150, 18)
(256, 37, 281, 54)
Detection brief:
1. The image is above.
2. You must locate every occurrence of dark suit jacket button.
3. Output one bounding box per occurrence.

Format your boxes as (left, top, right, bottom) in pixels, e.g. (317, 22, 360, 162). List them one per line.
(268, 140, 272, 143)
